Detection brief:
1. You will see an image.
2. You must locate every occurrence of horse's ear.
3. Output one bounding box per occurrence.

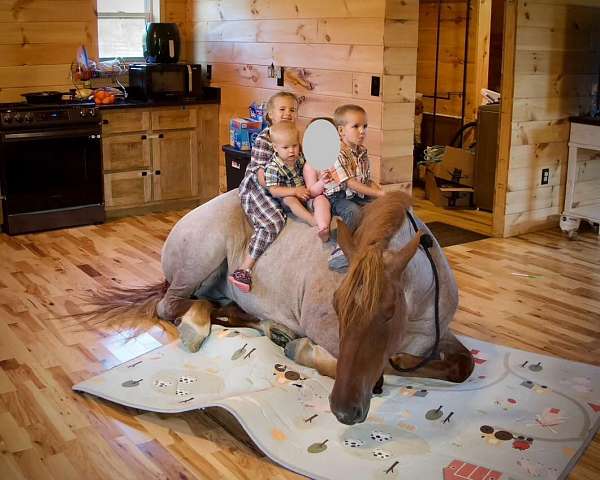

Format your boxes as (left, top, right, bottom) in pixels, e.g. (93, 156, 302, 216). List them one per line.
(336, 220, 356, 261)
(385, 231, 422, 277)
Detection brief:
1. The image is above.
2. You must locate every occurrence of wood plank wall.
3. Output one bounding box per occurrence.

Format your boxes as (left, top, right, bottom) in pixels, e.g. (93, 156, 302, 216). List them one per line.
(417, 0, 477, 119)
(0, 0, 98, 103)
(188, 0, 418, 191)
(502, 0, 600, 236)
(0, 1, 188, 103)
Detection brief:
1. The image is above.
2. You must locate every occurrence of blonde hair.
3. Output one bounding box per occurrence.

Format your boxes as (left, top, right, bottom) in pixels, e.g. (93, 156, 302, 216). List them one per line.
(266, 91, 299, 125)
(334, 104, 367, 127)
(270, 121, 299, 145)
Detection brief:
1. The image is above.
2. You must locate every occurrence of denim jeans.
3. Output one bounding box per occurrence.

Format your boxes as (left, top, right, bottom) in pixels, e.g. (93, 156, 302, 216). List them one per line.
(328, 191, 371, 231)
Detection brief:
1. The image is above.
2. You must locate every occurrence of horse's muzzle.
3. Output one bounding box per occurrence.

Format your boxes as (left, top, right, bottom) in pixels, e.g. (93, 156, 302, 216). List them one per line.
(330, 397, 370, 425)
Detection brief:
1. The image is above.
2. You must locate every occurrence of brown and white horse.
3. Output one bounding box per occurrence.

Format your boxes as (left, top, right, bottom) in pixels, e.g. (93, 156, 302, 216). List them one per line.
(89, 189, 473, 425)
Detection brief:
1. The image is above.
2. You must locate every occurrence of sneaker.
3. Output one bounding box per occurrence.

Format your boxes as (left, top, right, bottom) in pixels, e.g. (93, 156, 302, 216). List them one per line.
(228, 269, 252, 292)
(328, 246, 348, 271)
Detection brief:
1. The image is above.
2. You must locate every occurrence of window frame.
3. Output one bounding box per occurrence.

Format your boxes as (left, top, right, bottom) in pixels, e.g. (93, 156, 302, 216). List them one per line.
(97, 0, 160, 62)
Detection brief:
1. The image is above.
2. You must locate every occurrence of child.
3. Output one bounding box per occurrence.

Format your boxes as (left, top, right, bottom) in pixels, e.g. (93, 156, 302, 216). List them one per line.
(325, 104, 385, 270)
(264, 122, 331, 240)
(229, 92, 298, 292)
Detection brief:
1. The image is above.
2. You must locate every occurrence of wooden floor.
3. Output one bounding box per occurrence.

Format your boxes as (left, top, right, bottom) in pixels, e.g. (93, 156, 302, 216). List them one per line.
(0, 210, 598, 480)
(412, 186, 494, 236)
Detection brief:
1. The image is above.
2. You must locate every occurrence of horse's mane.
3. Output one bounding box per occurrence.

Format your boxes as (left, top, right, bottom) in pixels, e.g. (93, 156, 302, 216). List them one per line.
(336, 191, 412, 333)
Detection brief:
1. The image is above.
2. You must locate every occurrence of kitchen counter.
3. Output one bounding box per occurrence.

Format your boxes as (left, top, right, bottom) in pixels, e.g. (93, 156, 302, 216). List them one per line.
(98, 86, 220, 110)
(569, 115, 600, 126)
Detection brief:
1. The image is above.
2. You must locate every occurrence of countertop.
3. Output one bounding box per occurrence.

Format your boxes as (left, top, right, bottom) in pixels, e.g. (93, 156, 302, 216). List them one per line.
(98, 86, 220, 110)
(570, 115, 600, 126)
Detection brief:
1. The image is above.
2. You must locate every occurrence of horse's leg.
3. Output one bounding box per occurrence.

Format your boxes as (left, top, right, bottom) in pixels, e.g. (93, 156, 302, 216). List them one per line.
(158, 262, 227, 351)
(177, 300, 214, 352)
(387, 331, 474, 383)
(211, 303, 299, 348)
(156, 270, 198, 321)
(285, 338, 337, 378)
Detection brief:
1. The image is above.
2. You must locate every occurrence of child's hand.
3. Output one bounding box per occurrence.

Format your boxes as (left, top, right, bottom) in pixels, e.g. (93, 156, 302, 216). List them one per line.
(319, 170, 332, 183)
(294, 186, 311, 202)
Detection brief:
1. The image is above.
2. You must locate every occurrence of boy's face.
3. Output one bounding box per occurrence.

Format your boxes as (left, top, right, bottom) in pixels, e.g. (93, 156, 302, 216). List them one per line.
(270, 97, 298, 123)
(273, 132, 300, 165)
(338, 111, 368, 147)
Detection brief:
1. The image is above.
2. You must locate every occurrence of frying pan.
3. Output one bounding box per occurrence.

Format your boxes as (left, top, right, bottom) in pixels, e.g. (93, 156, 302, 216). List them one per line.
(21, 91, 65, 104)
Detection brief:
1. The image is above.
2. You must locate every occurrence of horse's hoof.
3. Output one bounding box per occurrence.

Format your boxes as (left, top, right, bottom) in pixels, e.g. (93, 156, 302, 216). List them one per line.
(178, 317, 210, 353)
(446, 353, 475, 383)
(284, 337, 311, 362)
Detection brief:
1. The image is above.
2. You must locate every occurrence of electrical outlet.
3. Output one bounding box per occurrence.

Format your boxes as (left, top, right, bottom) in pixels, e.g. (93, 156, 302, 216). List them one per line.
(276, 67, 285, 87)
(371, 76, 381, 96)
(541, 168, 550, 185)
(206, 64, 212, 81)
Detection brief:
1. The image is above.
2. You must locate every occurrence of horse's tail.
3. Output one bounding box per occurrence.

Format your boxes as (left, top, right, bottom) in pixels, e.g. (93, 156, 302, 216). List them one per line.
(80, 280, 169, 323)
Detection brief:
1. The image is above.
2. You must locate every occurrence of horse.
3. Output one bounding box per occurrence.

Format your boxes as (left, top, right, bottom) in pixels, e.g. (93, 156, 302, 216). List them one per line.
(91, 189, 474, 425)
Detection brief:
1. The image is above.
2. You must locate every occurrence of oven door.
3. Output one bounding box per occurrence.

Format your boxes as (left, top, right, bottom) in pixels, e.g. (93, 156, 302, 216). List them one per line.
(0, 126, 103, 225)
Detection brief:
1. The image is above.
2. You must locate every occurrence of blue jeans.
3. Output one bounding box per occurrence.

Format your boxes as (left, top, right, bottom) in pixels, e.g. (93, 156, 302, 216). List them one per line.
(328, 191, 371, 231)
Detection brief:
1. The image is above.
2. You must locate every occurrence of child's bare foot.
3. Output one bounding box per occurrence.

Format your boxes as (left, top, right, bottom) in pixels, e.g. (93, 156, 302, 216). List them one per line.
(228, 269, 252, 293)
(318, 226, 330, 243)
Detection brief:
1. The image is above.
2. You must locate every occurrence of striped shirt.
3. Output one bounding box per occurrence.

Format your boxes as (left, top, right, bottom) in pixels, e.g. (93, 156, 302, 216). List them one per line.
(324, 143, 371, 198)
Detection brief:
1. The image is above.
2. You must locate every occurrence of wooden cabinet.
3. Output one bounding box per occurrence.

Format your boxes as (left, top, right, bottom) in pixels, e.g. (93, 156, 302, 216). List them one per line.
(101, 104, 219, 214)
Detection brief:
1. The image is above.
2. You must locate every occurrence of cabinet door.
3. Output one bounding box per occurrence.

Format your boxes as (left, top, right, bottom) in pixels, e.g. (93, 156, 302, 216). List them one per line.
(198, 104, 220, 199)
(104, 171, 152, 208)
(102, 133, 151, 172)
(151, 108, 197, 130)
(102, 110, 150, 134)
(152, 130, 198, 201)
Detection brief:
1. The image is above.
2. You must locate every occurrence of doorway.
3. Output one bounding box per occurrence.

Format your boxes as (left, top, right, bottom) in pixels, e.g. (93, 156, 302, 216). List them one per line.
(412, 0, 506, 236)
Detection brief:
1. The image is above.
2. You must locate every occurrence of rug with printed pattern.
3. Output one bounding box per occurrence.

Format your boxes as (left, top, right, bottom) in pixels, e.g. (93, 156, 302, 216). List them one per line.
(73, 326, 600, 480)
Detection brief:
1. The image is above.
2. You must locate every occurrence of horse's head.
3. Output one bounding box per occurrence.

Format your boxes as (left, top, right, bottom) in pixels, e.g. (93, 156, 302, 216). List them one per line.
(330, 217, 421, 425)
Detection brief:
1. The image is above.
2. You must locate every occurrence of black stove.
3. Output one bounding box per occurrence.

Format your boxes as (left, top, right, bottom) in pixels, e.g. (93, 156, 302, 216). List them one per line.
(0, 101, 98, 131)
(0, 100, 104, 235)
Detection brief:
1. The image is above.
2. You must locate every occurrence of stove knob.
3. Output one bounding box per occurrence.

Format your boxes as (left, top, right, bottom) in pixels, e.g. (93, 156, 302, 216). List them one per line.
(89, 108, 96, 116)
(2, 113, 12, 123)
(14, 113, 23, 123)
(24, 114, 33, 123)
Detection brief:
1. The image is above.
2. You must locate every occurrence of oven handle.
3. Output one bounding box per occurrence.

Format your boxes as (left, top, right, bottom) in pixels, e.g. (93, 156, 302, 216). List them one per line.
(3, 128, 101, 142)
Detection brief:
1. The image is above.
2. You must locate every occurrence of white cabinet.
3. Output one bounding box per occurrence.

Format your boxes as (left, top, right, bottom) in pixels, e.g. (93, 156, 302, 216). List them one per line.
(560, 121, 600, 237)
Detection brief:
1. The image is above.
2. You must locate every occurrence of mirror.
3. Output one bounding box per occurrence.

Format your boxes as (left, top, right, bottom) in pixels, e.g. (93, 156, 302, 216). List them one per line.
(302, 119, 340, 170)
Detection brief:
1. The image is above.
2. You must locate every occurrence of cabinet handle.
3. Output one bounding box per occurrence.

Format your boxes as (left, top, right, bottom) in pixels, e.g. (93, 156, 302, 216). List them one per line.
(158, 133, 164, 139)
(141, 134, 147, 140)
(141, 171, 147, 176)
(155, 170, 161, 175)
(102, 119, 109, 125)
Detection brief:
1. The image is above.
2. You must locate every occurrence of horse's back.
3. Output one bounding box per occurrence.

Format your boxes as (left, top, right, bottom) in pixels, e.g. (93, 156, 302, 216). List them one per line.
(161, 189, 248, 282)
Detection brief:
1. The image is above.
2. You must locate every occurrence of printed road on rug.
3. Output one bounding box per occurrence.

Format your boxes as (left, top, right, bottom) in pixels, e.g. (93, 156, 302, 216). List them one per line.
(73, 326, 600, 480)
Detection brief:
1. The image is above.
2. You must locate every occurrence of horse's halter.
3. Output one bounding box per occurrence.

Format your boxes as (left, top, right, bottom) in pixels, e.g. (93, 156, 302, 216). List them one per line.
(372, 210, 441, 392)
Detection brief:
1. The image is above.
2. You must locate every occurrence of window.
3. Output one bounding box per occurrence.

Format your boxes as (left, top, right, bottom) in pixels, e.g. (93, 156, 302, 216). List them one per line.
(97, 0, 158, 60)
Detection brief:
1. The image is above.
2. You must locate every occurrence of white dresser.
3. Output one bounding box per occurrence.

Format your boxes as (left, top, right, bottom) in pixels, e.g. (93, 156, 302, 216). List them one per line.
(560, 119, 600, 237)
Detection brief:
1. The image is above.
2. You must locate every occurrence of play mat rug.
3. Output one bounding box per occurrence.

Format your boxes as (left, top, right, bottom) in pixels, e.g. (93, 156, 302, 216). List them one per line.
(74, 326, 600, 480)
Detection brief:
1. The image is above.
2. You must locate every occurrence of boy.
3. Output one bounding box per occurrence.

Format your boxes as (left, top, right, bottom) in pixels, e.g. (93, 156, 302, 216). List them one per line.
(325, 104, 385, 270)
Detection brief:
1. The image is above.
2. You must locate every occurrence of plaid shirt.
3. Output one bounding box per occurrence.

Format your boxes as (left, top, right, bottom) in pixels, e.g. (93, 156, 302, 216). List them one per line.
(239, 128, 273, 196)
(324, 143, 371, 198)
(264, 153, 306, 188)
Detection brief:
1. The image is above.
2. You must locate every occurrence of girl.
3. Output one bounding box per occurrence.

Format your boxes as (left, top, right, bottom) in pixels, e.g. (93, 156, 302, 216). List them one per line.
(228, 92, 298, 293)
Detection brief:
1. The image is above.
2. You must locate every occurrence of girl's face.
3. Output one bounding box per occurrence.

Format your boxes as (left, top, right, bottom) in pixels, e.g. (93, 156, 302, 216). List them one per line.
(270, 97, 298, 124)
